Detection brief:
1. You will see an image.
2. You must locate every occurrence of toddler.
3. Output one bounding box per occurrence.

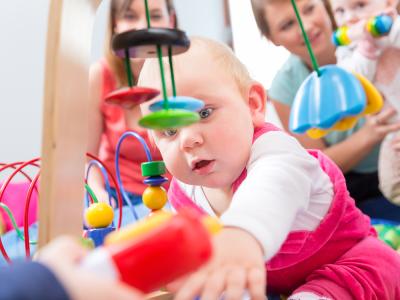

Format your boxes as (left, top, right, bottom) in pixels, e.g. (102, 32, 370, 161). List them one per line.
(329, 0, 400, 203)
(136, 37, 400, 300)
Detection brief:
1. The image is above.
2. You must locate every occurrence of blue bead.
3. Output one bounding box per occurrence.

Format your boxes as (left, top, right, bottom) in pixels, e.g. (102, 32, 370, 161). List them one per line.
(143, 176, 169, 186)
(86, 226, 115, 247)
(149, 96, 204, 112)
(375, 15, 393, 35)
(331, 32, 340, 46)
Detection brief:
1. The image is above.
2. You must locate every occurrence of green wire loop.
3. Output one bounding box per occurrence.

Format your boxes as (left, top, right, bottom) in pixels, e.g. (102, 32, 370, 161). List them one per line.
(85, 183, 98, 204)
(290, 0, 321, 76)
(144, 0, 170, 109)
(124, 49, 134, 87)
(157, 45, 169, 109)
(144, 0, 151, 28)
(0, 203, 37, 245)
(168, 47, 177, 97)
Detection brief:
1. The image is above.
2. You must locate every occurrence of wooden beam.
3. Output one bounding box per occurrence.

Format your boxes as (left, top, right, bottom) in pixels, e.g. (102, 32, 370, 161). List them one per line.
(39, 0, 102, 247)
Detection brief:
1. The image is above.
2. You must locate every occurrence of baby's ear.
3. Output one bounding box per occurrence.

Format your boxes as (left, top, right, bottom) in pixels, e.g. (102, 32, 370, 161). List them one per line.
(248, 82, 266, 127)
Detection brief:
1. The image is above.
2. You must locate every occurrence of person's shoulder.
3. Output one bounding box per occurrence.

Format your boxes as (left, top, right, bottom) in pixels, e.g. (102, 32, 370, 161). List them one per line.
(277, 54, 307, 74)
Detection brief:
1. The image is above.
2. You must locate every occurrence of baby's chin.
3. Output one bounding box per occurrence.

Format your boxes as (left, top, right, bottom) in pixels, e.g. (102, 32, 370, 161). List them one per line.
(179, 175, 234, 190)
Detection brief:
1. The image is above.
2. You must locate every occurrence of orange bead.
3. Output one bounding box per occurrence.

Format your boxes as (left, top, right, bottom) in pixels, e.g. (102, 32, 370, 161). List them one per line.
(142, 186, 168, 210)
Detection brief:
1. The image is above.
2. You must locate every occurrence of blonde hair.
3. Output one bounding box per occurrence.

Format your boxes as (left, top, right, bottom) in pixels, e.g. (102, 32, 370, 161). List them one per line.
(104, 0, 176, 87)
(251, 0, 336, 38)
(139, 36, 254, 98)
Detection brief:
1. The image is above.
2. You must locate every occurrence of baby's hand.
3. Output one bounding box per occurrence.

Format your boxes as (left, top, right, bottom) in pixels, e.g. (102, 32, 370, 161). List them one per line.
(173, 228, 266, 300)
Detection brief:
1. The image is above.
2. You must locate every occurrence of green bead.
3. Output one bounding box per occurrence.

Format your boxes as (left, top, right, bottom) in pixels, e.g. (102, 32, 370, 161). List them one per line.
(141, 161, 166, 177)
(139, 109, 200, 130)
(80, 237, 95, 250)
(382, 228, 400, 249)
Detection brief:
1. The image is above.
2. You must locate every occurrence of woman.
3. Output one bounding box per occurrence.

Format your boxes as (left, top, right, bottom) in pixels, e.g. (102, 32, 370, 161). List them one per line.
(251, 0, 400, 220)
(88, 0, 176, 220)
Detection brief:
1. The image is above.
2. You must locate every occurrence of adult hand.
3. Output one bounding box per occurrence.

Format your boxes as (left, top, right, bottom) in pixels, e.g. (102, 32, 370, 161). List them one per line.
(36, 236, 144, 300)
(361, 107, 400, 146)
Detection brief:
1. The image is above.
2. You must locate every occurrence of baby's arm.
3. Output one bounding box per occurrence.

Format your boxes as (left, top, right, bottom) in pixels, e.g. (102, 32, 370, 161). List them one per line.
(172, 132, 322, 300)
(389, 16, 400, 48)
(336, 45, 378, 81)
(221, 131, 322, 260)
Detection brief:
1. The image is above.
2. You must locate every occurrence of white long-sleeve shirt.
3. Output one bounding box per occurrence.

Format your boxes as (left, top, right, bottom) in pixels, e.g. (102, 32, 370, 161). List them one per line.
(175, 131, 334, 260)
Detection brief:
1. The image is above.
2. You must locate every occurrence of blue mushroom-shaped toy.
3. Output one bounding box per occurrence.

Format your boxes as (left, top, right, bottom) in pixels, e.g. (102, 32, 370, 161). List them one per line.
(290, 65, 366, 135)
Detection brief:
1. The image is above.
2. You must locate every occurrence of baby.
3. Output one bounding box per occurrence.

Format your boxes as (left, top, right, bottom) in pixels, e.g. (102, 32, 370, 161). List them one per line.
(136, 37, 400, 300)
(329, 0, 400, 203)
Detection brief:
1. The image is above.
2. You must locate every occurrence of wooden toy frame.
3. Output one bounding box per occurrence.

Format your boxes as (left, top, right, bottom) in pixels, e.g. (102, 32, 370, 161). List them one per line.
(39, 0, 102, 247)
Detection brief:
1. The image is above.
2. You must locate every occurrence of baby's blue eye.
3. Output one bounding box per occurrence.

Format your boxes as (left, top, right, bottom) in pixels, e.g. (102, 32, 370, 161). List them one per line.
(198, 108, 213, 119)
(164, 129, 178, 137)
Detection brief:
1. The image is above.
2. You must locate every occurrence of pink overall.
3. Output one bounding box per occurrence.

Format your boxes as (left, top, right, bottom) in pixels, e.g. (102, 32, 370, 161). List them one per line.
(168, 123, 400, 299)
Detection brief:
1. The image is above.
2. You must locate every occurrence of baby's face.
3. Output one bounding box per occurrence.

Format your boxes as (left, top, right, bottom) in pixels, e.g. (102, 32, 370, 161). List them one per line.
(331, 0, 390, 27)
(141, 55, 256, 190)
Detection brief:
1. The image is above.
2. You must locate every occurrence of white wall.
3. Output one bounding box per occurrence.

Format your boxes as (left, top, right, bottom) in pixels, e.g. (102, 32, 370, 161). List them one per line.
(229, 0, 288, 128)
(0, 0, 49, 162)
(1, 0, 227, 162)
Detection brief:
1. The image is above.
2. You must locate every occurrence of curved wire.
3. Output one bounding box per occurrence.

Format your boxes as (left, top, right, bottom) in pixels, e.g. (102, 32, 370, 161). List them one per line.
(0, 158, 40, 262)
(86, 153, 123, 229)
(0, 203, 37, 244)
(23, 172, 40, 258)
(115, 131, 153, 221)
(85, 160, 113, 207)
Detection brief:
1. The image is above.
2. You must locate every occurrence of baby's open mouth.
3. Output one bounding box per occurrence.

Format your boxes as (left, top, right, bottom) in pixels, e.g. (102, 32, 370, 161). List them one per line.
(193, 160, 213, 170)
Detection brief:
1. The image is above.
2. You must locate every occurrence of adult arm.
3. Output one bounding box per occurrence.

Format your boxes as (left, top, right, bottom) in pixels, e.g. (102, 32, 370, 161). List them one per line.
(0, 261, 69, 300)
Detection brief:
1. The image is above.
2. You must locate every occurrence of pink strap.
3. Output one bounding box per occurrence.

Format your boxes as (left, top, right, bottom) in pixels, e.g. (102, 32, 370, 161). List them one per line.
(168, 178, 206, 216)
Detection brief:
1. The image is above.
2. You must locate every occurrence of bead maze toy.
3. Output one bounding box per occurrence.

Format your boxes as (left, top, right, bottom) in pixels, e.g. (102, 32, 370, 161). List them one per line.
(332, 14, 394, 46)
(1, 0, 217, 295)
(289, 0, 384, 139)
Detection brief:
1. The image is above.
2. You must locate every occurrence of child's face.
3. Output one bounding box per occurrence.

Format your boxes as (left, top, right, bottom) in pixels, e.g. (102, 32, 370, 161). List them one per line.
(114, 0, 173, 34)
(265, 0, 333, 61)
(331, 0, 392, 27)
(141, 56, 263, 189)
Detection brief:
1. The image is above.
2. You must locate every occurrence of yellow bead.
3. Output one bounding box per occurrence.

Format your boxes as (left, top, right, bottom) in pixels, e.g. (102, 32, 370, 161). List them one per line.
(85, 202, 114, 228)
(142, 186, 168, 210)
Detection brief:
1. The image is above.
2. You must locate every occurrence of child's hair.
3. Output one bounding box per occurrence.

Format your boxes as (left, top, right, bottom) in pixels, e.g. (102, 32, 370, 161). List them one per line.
(105, 0, 176, 87)
(139, 37, 254, 99)
(250, 0, 337, 38)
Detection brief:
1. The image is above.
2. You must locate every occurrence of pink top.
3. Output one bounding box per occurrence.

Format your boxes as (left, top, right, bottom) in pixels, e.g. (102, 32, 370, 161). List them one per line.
(98, 60, 169, 194)
(168, 123, 374, 294)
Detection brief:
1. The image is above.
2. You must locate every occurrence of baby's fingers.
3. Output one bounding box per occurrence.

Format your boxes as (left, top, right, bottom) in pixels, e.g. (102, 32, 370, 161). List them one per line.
(174, 271, 207, 300)
(200, 270, 227, 300)
(224, 267, 246, 300)
(247, 267, 266, 300)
